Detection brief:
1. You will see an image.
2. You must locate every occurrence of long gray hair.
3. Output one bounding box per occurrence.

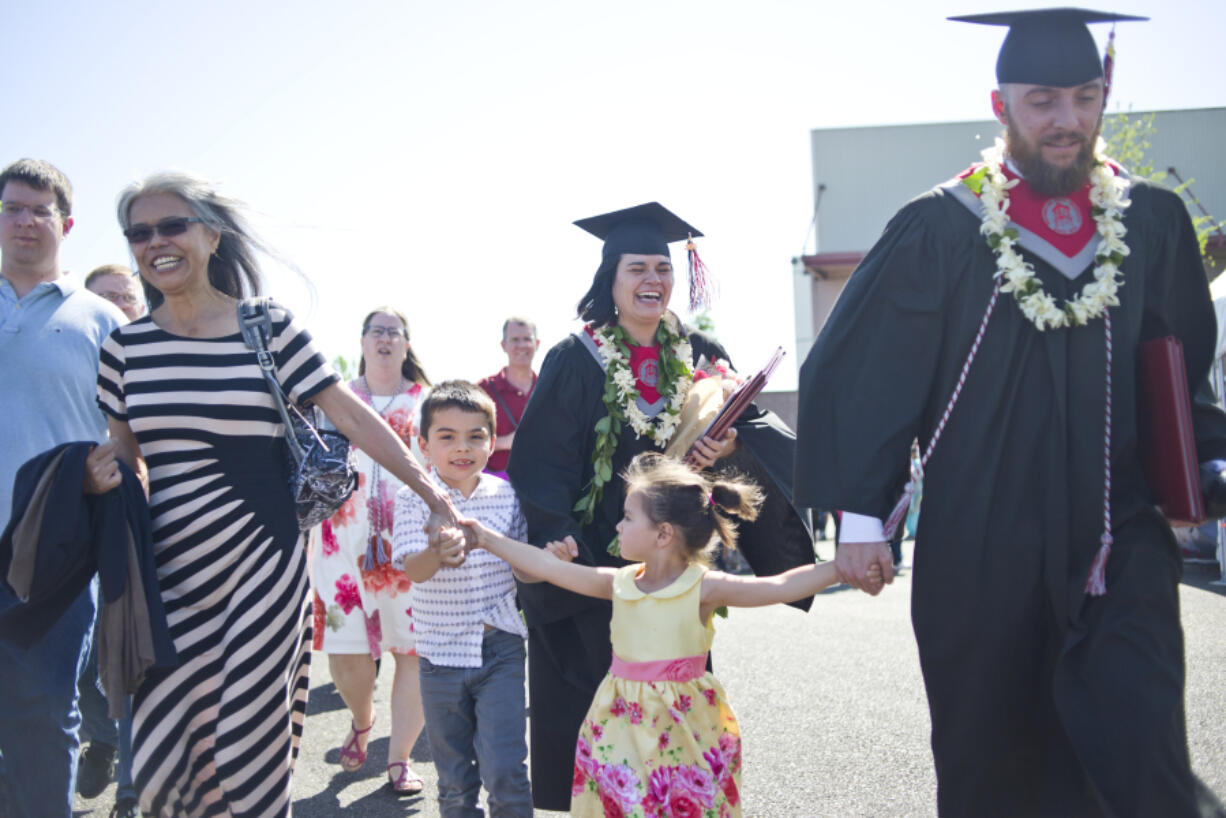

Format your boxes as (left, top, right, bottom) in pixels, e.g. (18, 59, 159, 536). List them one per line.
(116, 172, 266, 309)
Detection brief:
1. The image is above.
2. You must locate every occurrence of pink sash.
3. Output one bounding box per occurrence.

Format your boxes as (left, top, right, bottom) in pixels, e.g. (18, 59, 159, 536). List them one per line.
(609, 653, 707, 683)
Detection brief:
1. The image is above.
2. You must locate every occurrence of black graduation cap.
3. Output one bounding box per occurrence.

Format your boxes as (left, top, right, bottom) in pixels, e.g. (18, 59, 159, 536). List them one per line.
(949, 8, 1147, 87)
(574, 202, 703, 265)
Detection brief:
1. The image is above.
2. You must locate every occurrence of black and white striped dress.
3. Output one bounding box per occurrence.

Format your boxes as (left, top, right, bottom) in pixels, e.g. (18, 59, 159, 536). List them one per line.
(97, 302, 338, 817)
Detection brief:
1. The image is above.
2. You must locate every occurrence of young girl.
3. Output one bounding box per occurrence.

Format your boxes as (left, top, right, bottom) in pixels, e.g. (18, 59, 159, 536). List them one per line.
(462, 452, 880, 817)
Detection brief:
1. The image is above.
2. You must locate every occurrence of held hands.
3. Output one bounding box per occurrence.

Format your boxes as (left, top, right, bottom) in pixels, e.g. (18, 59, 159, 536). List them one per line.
(834, 540, 894, 596)
(83, 441, 121, 495)
(426, 512, 467, 568)
(686, 428, 738, 469)
(454, 517, 495, 553)
(428, 496, 478, 551)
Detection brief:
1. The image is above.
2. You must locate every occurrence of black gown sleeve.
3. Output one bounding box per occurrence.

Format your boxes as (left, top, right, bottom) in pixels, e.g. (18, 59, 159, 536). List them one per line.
(1137, 183, 1226, 464)
(795, 194, 957, 520)
(507, 337, 596, 558)
(690, 333, 818, 609)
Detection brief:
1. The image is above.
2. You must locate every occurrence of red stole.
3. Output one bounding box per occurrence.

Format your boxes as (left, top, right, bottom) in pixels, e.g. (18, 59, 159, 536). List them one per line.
(584, 325, 663, 403)
(957, 161, 1120, 259)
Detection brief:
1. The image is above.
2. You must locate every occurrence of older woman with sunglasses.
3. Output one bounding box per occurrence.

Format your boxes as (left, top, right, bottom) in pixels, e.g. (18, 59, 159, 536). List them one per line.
(308, 307, 432, 794)
(93, 173, 461, 817)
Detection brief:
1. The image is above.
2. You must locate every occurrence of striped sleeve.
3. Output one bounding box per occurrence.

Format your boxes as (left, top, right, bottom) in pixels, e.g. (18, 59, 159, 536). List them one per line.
(96, 327, 128, 420)
(269, 303, 339, 405)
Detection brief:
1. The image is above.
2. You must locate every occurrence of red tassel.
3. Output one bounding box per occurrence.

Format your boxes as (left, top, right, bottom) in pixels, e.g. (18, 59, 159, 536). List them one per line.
(1083, 535, 1112, 596)
(686, 238, 714, 311)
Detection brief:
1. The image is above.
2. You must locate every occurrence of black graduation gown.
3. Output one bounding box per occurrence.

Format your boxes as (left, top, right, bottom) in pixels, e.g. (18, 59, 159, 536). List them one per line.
(508, 326, 815, 810)
(795, 177, 1226, 817)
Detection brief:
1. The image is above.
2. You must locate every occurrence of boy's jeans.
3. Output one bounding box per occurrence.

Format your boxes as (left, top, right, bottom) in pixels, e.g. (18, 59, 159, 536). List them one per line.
(419, 629, 533, 818)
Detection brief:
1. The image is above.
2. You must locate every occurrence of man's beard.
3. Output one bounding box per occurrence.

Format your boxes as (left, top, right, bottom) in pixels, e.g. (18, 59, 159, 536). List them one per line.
(1005, 118, 1100, 197)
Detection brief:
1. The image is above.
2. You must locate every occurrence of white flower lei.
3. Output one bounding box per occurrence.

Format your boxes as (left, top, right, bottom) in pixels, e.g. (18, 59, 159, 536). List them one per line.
(592, 314, 693, 445)
(970, 137, 1131, 330)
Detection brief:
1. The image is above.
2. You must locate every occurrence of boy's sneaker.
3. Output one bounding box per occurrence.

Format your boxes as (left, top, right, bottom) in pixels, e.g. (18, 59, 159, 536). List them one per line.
(76, 741, 117, 798)
(110, 797, 141, 818)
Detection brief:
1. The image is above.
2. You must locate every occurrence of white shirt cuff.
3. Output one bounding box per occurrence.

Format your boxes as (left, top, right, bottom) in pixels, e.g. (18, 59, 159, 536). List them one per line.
(838, 512, 885, 544)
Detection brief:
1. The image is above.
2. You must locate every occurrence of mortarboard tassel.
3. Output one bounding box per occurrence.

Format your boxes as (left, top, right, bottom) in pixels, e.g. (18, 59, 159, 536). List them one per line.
(1102, 25, 1116, 105)
(686, 236, 715, 311)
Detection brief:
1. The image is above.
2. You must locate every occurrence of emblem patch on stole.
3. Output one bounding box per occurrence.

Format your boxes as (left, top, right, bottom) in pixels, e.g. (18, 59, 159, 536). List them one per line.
(637, 358, 659, 387)
(1041, 198, 1083, 235)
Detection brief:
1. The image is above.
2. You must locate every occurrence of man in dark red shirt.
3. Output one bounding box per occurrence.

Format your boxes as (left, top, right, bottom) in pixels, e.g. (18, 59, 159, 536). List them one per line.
(478, 316, 539, 476)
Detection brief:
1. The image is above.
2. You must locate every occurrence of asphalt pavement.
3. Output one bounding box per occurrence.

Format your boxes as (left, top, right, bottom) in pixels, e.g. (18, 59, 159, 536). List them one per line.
(74, 541, 1226, 817)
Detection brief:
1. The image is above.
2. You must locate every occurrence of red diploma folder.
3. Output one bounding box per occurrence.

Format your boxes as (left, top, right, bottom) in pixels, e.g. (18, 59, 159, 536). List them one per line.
(1138, 336, 1205, 526)
(683, 347, 786, 465)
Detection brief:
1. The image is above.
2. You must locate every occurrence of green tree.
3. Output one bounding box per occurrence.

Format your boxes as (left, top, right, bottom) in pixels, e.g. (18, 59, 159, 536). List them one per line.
(689, 307, 716, 335)
(331, 354, 356, 381)
(1103, 112, 1225, 259)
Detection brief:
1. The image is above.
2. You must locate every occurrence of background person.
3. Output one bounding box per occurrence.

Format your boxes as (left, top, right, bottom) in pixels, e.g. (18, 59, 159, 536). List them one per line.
(309, 306, 431, 794)
(95, 172, 460, 817)
(0, 158, 124, 818)
(477, 316, 539, 478)
(795, 10, 1226, 816)
(77, 264, 143, 817)
(84, 264, 145, 323)
(507, 202, 817, 810)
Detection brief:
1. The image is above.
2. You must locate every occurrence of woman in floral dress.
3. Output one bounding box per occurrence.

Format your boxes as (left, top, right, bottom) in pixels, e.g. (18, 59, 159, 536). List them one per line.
(310, 307, 431, 794)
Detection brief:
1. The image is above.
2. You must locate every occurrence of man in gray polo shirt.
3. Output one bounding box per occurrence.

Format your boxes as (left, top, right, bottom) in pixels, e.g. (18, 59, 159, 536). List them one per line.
(0, 158, 123, 818)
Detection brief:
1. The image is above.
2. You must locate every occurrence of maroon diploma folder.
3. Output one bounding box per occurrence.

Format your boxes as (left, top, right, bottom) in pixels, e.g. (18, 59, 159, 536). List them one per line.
(683, 347, 786, 466)
(1138, 336, 1205, 526)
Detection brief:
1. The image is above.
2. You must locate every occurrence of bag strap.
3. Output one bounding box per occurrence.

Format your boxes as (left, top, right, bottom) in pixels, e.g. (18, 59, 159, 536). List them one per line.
(237, 298, 307, 465)
(489, 385, 523, 431)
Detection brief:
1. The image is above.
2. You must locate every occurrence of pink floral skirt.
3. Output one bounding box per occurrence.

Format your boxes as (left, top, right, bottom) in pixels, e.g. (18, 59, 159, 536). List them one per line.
(571, 671, 742, 818)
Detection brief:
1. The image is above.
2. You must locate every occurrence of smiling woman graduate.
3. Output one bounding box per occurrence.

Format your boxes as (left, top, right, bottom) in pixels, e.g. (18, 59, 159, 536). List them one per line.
(506, 202, 818, 810)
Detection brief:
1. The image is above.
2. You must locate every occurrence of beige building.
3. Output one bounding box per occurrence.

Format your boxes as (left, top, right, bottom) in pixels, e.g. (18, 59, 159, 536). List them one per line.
(792, 108, 1226, 363)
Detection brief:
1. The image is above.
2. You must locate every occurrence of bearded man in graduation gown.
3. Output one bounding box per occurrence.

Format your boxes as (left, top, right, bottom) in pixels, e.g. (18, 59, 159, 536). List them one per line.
(795, 9, 1226, 818)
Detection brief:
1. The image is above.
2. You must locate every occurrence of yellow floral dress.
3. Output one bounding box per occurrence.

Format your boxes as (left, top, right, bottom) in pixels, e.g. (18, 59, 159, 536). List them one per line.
(572, 563, 742, 818)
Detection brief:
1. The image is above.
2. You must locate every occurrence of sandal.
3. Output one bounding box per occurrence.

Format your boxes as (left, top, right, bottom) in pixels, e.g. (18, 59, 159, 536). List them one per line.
(337, 718, 375, 772)
(386, 761, 425, 795)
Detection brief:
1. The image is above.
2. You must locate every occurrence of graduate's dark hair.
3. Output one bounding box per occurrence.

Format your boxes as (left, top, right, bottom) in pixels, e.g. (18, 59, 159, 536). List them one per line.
(576, 254, 620, 327)
(623, 452, 763, 565)
(419, 380, 497, 439)
(358, 306, 430, 386)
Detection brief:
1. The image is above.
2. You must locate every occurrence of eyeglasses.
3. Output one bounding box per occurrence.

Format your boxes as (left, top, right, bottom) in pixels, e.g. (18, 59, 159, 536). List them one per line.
(0, 201, 60, 221)
(364, 326, 406, 340)
(123, 217, 205, 245)
(98, 291, 142, 306)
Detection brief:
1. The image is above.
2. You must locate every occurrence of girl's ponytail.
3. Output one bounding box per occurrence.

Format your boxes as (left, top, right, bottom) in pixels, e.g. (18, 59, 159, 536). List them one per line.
(708, 477, 764, 550)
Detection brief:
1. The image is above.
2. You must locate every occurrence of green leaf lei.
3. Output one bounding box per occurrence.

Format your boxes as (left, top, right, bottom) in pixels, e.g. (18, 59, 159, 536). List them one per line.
(573, 316, 693, 556)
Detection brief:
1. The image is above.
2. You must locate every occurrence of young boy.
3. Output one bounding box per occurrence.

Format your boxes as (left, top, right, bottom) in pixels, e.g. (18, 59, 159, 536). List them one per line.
(391, 380, 533, 817)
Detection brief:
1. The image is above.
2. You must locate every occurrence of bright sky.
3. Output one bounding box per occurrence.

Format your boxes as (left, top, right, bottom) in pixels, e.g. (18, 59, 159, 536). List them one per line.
(4, 0, 1223, 390)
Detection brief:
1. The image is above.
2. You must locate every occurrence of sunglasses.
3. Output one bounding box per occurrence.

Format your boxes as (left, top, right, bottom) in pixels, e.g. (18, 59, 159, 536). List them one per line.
(123, 217, 205, 244)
